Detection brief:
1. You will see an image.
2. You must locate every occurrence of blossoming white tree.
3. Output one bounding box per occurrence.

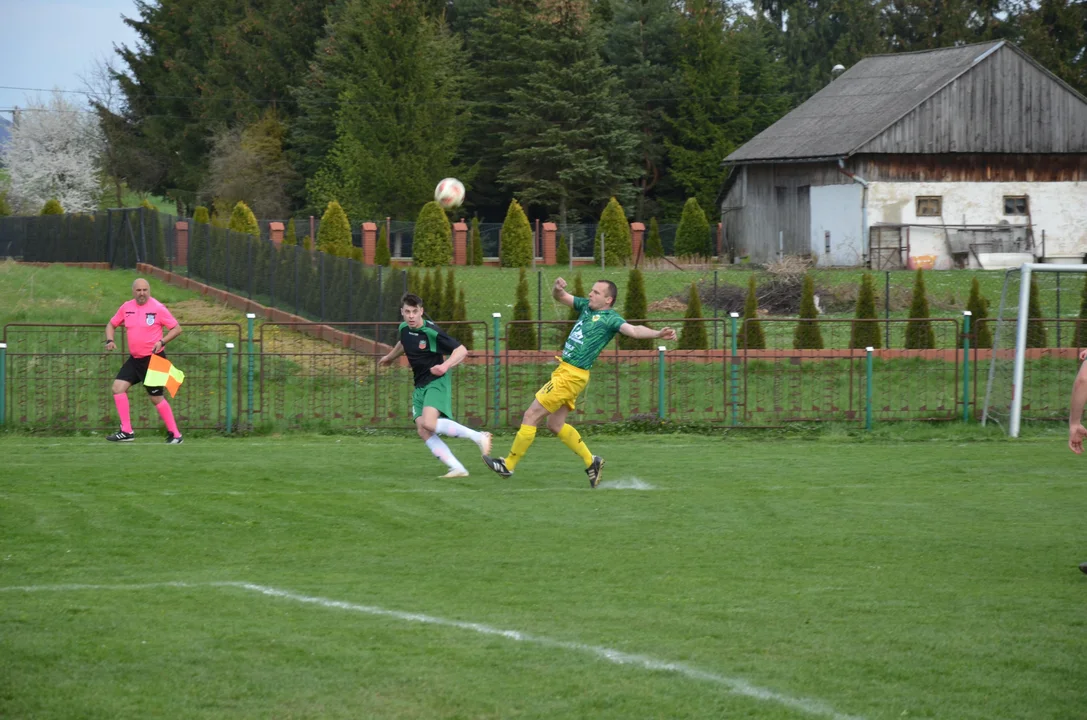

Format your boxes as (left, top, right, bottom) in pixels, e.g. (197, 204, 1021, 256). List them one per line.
(3, 91, 103, 213)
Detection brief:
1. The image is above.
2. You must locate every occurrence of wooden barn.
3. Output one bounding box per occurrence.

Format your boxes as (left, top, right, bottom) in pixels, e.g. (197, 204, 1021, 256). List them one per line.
(720, 41, 1087, 269)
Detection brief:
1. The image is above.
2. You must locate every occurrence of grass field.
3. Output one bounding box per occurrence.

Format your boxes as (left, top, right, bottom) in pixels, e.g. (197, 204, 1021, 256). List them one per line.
(2, 433, 1085, 719)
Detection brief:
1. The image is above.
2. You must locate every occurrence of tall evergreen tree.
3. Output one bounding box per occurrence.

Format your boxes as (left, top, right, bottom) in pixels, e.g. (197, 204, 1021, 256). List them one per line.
(305, 0, 469, 220)
(1013, 0, 1087, 96)
(603, 0, 681, 220)
(432, 266, 446, 322)
(557, 234, 570, 265)
(496, 0, 639, 227)
(114, 0, 326, 197)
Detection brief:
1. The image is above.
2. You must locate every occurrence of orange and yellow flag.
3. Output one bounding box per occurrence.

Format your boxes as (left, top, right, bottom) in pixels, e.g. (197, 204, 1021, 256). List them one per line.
(145, 354, 185, 398)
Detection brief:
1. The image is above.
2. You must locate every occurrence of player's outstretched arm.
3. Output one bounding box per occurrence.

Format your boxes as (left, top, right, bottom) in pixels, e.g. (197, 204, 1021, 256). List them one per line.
(552, 277, 575, 308)
(619, 323, 676, 341)
(1069, 360, 1087, 454)
(378, 342, 404, 367)
(431, 345, 468, 377)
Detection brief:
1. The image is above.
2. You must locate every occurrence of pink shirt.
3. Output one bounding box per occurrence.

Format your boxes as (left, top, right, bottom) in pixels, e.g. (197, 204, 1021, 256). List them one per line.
(110, 298, 178, 358)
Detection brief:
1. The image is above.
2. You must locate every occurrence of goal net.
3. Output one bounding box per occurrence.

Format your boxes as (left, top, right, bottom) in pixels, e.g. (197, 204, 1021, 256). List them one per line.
(982, 264, 1087, 436)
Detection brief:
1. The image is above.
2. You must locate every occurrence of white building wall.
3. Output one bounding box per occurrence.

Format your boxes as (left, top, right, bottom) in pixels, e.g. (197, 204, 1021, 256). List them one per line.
(810, 184, 863, 266)
(866, 181, 1087, 267)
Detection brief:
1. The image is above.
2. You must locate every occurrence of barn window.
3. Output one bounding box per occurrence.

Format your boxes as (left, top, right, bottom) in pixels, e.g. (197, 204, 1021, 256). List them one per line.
(1004, 196, 1028, 215)
(916, 197, 942, 217)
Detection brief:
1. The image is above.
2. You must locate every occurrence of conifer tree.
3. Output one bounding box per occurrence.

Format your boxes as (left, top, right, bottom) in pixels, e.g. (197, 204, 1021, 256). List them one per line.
(412, 201, 452, 267)
(594, 196, 632, 266)
(556, 234, 570, 266)
(509, 267, 537, 350)
(645, 217, 664, 258)
(967, 277, 992, 350)
(1026, 275, 1047, 348)
(674, 197, 711, 258)
(500, 199, 533, 268)
(741, 274, 765, 350)
(905, 269, 936, 349)
(316, 200, 351, 257)
(850, 273, 881, 349)
(443, 268, 457, 325)
(470, 217, 484, 265)
(678, 282, 708, 349)
(793, 274, 824, 350)
(619, 268, 651, 349)
(375, 224, 391, 266)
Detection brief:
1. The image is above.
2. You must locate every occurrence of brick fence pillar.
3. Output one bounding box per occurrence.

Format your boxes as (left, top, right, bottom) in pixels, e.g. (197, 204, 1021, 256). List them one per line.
(542, 222, 557, 265)
(453, 221, 468, 265)
(175, 221, 189, 267)
(269, 221, 284, 246)
(631, 222, 645, 264)
(362, 222, 377, 264)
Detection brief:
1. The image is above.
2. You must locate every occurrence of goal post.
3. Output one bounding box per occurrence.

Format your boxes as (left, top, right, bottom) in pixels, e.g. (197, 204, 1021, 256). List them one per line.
(982, 263, 1087, 437)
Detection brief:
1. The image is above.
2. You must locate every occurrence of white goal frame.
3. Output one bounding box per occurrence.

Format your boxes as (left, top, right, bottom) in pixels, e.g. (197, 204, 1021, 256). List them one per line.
(982, 263, 1087, 437)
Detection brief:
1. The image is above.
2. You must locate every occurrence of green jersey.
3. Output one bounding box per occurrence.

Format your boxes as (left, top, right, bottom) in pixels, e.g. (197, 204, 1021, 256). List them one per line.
(561, 297, 625, 370)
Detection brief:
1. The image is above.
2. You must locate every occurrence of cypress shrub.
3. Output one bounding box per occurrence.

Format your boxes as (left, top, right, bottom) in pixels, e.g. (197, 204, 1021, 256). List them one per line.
(967, 277, 992, 350)
(619, 268, 651, 349)
(283, 217, 297, 246)
(41, 198, 64, 215)
(556, 234, 569, 266)
(375, 224, 391, 266)
(431, 266, 445, 321)
(793, 274, 824, 350)
(508, 267, 537, 350)
(193, 206, 210, 224)
(499, 200, 532, 268)
(443, 268, 457, 325)
(850, 273, 881, 349)
(740, 274, 766, 350)
(674, 198, 711, 258)
(470, 217, 484, 265)
(593, 197, 632, 266)
(678, 283, 708, 350)
(645, 217, 664, 258)
(412, 201, 452, 266)
(905, 269, 936, 349)
(1026, 274, 1047, 348)
(317, 200, 351, 257)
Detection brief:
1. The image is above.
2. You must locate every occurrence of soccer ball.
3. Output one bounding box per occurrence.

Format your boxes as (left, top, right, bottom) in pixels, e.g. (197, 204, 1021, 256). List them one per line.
(434, 178, 465, 210)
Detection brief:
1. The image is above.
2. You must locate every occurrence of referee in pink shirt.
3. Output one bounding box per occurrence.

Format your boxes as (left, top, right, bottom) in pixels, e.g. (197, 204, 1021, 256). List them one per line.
(104, 278, 184, 443)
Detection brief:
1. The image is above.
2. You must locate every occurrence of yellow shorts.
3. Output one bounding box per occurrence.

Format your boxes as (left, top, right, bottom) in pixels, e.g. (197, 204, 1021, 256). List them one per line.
(535, 360, 590, 413)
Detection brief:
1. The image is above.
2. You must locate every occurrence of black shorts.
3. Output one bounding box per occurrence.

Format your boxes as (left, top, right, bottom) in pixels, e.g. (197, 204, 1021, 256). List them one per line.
(116, 353, 165, 396)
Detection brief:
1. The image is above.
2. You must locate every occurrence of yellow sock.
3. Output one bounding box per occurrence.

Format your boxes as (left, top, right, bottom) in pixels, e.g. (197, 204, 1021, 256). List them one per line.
(505, 424, 537, 471)
(557, 424, 594, 467)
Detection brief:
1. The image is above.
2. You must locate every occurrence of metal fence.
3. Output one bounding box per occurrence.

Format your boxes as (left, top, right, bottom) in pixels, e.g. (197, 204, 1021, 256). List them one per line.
(3, 315, 1044, 433)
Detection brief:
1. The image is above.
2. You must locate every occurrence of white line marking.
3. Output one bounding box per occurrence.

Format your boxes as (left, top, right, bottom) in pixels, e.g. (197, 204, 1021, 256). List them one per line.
(0, 581, 863, 720)
(596, 477, 657, 490)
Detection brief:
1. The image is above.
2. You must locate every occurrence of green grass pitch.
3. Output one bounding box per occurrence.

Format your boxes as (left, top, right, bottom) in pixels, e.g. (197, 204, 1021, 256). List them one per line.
(2, 434, 1085, 719)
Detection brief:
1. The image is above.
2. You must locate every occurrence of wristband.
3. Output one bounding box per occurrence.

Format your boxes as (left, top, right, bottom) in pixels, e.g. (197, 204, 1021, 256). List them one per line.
(105, 339, 113, 345)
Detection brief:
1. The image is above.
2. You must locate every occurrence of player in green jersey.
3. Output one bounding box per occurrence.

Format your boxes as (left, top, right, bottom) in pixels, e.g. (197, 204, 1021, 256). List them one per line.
(483, 277, 675, 487)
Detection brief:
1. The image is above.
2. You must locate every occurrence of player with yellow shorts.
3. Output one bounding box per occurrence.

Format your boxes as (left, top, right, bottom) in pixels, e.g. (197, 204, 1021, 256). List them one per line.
(483, 277, 676, 487)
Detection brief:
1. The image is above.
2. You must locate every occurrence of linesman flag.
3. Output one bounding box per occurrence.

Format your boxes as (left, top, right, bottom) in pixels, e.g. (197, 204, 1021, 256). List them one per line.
(145, 354, 185, 398)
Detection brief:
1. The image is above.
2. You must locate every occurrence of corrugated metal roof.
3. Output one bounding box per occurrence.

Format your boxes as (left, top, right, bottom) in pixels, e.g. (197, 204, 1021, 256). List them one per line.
(724, 41, 1006, 163)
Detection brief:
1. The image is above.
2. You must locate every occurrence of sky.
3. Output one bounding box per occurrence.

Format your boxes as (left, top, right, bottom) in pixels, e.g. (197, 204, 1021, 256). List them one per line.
(0, 0, 140, 117)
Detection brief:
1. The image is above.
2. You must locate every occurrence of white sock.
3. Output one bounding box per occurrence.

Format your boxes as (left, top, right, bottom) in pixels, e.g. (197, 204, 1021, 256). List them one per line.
(425, 435, 465, 472)
(435, 418, 482, 445)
